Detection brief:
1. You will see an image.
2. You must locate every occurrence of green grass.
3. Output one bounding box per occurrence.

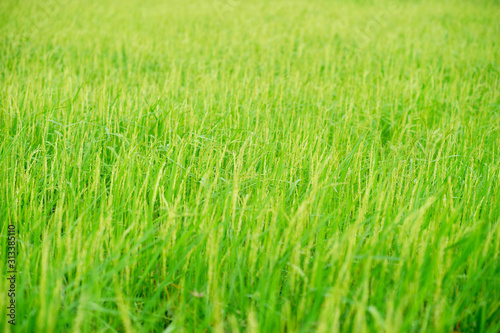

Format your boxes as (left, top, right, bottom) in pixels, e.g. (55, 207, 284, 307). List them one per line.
(1, 0, 500, 332)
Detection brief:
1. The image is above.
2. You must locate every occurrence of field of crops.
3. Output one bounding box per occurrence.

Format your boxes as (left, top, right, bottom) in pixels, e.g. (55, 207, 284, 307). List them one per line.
(1, 0, 499, 332)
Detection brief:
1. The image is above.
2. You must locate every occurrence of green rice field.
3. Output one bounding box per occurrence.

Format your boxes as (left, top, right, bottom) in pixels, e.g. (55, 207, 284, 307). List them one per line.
(1, 0, 499, 331)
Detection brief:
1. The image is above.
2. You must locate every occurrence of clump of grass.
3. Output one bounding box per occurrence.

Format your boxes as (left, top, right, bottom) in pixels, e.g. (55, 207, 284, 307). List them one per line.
(1, 0, 499, 332)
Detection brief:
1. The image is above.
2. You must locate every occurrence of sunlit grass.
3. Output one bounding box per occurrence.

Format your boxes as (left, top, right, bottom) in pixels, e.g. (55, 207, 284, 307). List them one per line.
(1, 0, 499, 332)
